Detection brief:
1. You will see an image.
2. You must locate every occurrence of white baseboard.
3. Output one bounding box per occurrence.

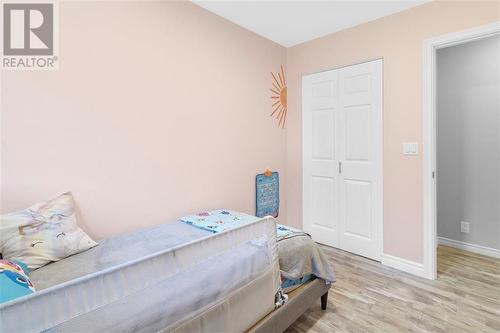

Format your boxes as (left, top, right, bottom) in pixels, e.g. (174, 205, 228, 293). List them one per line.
(381, 253, 426, 278)
(437, 237, 500, 259)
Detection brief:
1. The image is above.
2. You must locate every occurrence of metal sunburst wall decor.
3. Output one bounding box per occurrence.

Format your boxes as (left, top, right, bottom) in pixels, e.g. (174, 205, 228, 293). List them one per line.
(270, 65, 287, 128)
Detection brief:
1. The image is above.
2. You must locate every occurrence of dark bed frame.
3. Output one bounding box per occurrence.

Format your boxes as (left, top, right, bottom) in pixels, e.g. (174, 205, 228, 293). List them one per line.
(247, 278, 330, 333)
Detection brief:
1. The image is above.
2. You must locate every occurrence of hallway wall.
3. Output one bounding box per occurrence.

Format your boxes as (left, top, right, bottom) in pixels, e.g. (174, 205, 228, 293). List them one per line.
(437, 35, 500, 250)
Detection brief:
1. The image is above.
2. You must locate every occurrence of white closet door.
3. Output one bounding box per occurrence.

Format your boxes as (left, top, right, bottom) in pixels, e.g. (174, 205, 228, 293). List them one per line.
(302, 70, 340, 246)
(303, 59, 383, 261)
(338, 60, 382, 261)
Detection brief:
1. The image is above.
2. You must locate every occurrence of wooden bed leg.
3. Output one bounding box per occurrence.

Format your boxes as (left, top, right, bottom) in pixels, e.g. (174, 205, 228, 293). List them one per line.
(321, 292, 328, 310)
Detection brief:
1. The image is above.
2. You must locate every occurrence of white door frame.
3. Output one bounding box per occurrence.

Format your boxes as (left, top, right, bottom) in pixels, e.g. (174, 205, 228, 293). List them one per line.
(422, 21, 500, 280)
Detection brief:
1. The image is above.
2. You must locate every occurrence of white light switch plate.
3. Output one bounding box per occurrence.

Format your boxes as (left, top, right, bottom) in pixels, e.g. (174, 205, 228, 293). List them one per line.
(403, 142, 418, 155)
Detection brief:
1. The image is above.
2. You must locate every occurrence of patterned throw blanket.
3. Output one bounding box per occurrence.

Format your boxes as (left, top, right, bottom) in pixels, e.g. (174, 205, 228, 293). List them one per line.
(179, 210, 307, 241)
(179, 210, 257, 233)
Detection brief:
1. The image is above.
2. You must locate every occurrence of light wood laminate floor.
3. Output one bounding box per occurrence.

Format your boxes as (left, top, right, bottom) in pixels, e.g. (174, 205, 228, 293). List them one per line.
(285, 245, 500, 333)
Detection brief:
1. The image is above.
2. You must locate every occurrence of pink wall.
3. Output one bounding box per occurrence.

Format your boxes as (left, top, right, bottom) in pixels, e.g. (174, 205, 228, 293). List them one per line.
(1, 1, 287, 239)
(2, 1, 498, 263)
(286, 1, 500, 263)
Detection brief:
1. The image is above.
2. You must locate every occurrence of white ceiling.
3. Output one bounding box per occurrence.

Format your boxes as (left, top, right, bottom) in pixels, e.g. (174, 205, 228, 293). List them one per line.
(193, 1, 427, 47)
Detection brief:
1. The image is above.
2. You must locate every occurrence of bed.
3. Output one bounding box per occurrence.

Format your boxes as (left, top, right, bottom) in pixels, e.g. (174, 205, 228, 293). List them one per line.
(0, 213, 333, 332)
(248, 278, 330, 333)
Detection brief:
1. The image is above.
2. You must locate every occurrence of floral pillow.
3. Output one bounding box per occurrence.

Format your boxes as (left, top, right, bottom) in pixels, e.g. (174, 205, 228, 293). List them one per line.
(0, 259, 35, 304)
(0, 192, 98, 270)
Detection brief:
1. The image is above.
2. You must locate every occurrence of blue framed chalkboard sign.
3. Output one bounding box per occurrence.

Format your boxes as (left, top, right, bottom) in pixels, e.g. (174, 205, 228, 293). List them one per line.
(256, 171, 279, 218)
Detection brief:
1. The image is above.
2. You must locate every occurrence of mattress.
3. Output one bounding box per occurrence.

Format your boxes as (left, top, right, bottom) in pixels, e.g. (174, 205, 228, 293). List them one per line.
(50, 242, 273, 332)
(0, 217, 280, 333)
(30, 222, 323, 293)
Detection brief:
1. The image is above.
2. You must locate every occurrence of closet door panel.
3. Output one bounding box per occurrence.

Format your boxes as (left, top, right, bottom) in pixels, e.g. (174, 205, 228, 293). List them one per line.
(344, 180, 372, 239)
(345, 105, 371, 161)
(338, 60, 383, 261)
(303, 70, 340, 247)
(311, 176, 336, 230)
